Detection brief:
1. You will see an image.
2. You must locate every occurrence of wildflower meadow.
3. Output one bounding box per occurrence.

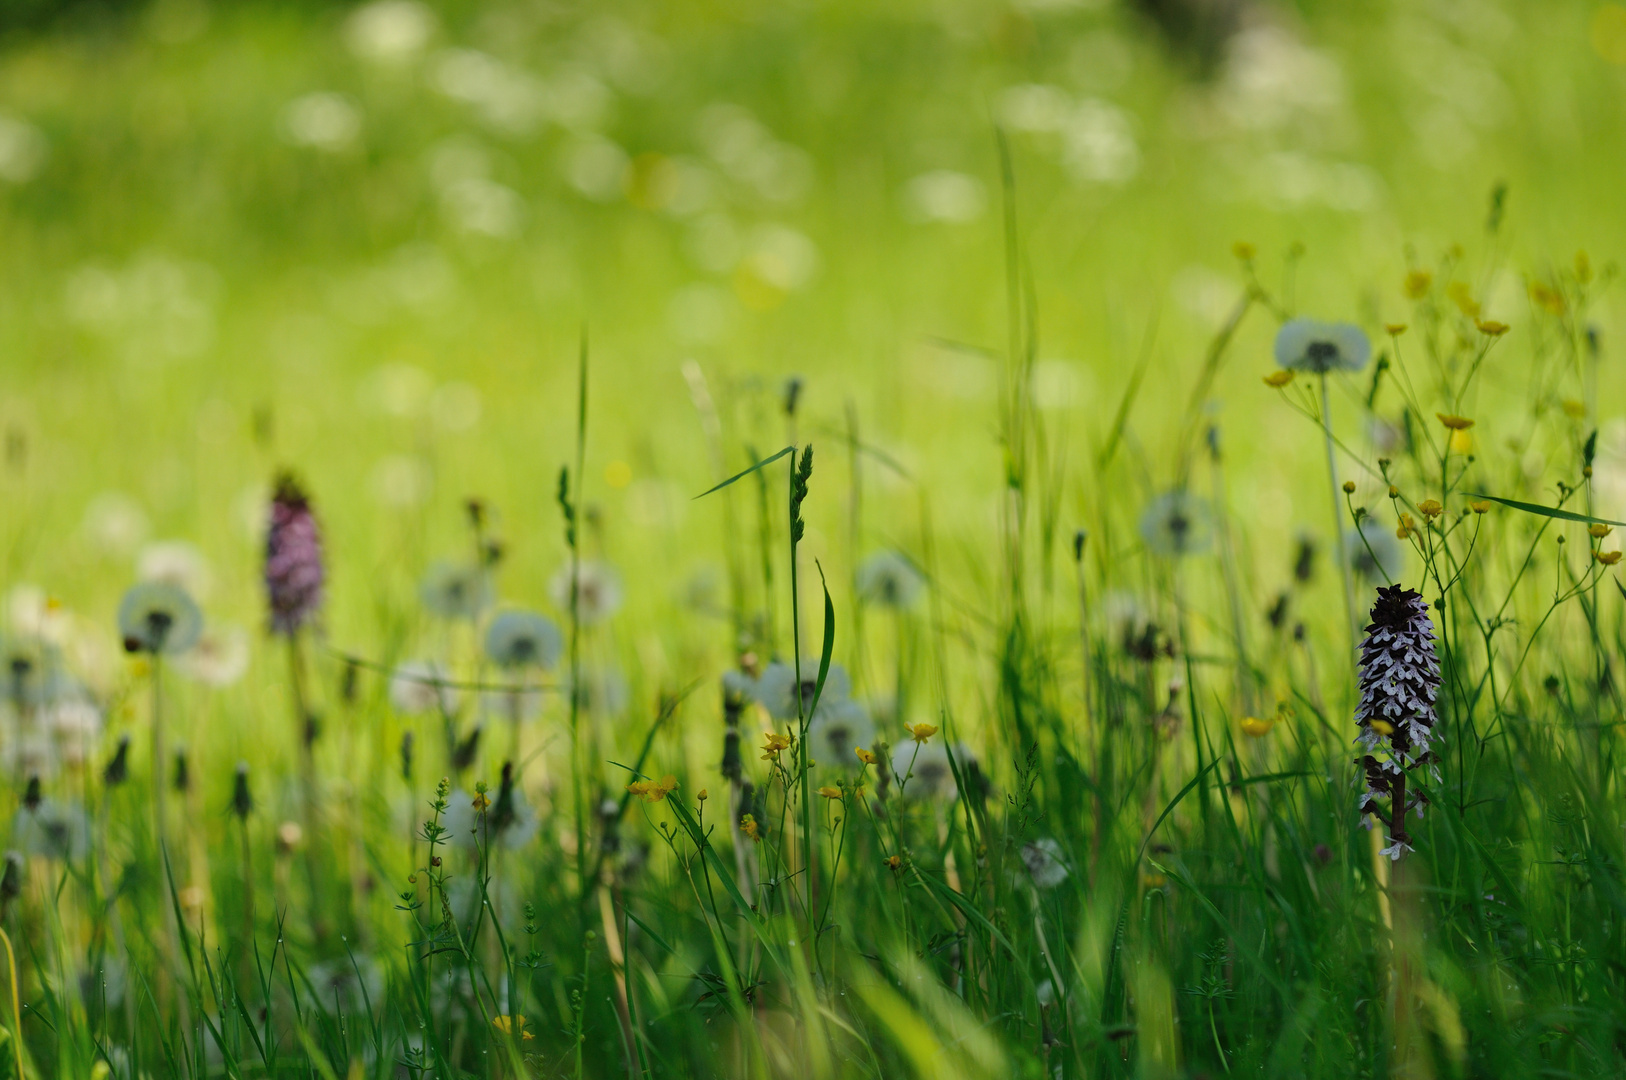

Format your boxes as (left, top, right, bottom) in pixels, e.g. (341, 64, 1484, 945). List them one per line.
(3, 0, 1626, 1077)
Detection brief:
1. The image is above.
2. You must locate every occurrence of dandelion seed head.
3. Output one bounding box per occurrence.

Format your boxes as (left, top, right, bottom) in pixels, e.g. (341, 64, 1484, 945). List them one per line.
(1273, 318, 1370, 374)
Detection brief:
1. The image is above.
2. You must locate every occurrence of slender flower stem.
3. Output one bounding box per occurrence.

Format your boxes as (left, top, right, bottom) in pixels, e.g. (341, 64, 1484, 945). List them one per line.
(1321, 374, 1358, 659)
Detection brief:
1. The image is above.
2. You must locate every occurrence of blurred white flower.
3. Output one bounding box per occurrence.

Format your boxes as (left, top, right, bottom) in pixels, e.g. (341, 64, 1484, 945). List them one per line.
(857, 551, 925, 609)
(440, 177, 525, 237)
(1021, 837, 1071, 889)
(82, 492, 150, 555)
(550, 561, 622, 625)
(46, 697, 102, 767)
(1139, 491, 1214, 558)
(484, 611, 563, 669)
(421, 561, 491, 621)
(564, 137, 629, 202)
(12, 798, 89, 860)
(1275, 318, 1370, 374)
(281, 93, 362, 151)
(137, 540, 213, 601)
(371, 455, 432, 507)
(117, 581, 202, 654)
(344, 0, 436, 63)
(174, 623, 250, 687)
(1062, 99, 1139, 184)
(752, 660, 852, 722)
(389, 660, 459, 716)
(433, 49, 547, 134)
(0, 114, 47, 183)
(806, 699, 875, 768)
(903, 170, 986, 224)
(741, 226, 818, 292)
(890, 740, 958, 801)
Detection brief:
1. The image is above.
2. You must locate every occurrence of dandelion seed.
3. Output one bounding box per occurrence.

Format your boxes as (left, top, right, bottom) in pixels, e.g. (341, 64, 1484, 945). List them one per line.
(11, 796, 89, 859)
(1273, 318, 1371, 374)
(265, 474, 325, 634)
(1139, 490, 1213, 558)
(483, 610, 563, 669)
(856, 550, 925, 609)
(117, 581, 202, 654)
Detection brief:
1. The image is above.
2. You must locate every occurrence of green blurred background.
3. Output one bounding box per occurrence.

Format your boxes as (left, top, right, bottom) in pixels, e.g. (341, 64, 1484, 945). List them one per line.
(1, 0, 1623, 714)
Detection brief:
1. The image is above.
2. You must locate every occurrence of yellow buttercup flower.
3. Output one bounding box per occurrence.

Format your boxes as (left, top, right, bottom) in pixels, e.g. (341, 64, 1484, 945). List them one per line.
(1475, 319, 1509, 336)
(1530, 282, 1566, 316)
(1447, 281, 1480, 317)
(1263, 370, 1295, 388)
(739, 814, 761, 841)
(1450, 429, 1474, 455)
(1403, 270, 1432, 299)
(697, 788, 709, 802)
(1417, 499, 1443, 519)
(1469, 500, 1491, 514)
(1589, 524, 1612, 539)
(471, 791, 491, 813)
(1597, 551, 1623, 566)
(1385, 323, 1408, 335)
(1562, 399, 1588, 419)
(760, 732, 793, 762)
(492, 1015, 534, 1041)
(905, 722, 938, 744)
(1232, 241, 1256, 261)
(1240, 716, 1274, 737)
(627, 775, 678, 803)
(1396, 513, 1417, 540)
(854, 747, 878, 765)
(884, 854, 902, 871)
(817, 786, 843, 800)
(1436, 413, 1475, 431)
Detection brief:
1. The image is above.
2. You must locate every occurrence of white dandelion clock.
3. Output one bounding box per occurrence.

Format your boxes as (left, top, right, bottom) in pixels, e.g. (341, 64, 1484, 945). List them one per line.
(420, 561, 492, 621)
(484, 610, 563, 670)
(856, 551, 925, 609)
(1021, 837, 1071, 889)
(806, 698, 875, 768)
(1139, 491, 1213, 558)
(752, 660, 853, 721)
(891, 740, 958, 801)
(1274, 318, 1371, 374)
(117, 581, 202, 655)
(550, 561, 623, 625)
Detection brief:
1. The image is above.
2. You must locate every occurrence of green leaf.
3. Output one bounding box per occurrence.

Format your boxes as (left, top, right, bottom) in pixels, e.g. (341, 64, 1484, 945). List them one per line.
(804, 560, 837, 722)
(1464, 492, 1626, 529)
(694, 445, 796, 499)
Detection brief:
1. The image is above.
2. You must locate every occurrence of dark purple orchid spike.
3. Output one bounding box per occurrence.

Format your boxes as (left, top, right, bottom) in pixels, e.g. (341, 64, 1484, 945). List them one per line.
(1354, 584, 1441, 861)
(265, 471, 325, 636)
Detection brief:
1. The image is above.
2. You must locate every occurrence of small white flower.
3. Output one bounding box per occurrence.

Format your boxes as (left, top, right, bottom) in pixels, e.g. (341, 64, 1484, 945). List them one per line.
(174, 623, 250, 687)
(137, 540, 213, 601)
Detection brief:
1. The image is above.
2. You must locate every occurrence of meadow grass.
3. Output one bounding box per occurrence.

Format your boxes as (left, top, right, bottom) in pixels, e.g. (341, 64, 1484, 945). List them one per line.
(2, 2, 1626, 1078)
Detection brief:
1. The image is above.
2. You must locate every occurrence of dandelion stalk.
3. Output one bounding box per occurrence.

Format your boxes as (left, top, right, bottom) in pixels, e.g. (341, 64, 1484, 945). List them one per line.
(1320, 374, 1359, 658)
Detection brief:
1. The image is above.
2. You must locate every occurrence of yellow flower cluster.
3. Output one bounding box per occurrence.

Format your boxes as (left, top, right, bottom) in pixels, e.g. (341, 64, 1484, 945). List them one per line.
(627, 775, 678, 803)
